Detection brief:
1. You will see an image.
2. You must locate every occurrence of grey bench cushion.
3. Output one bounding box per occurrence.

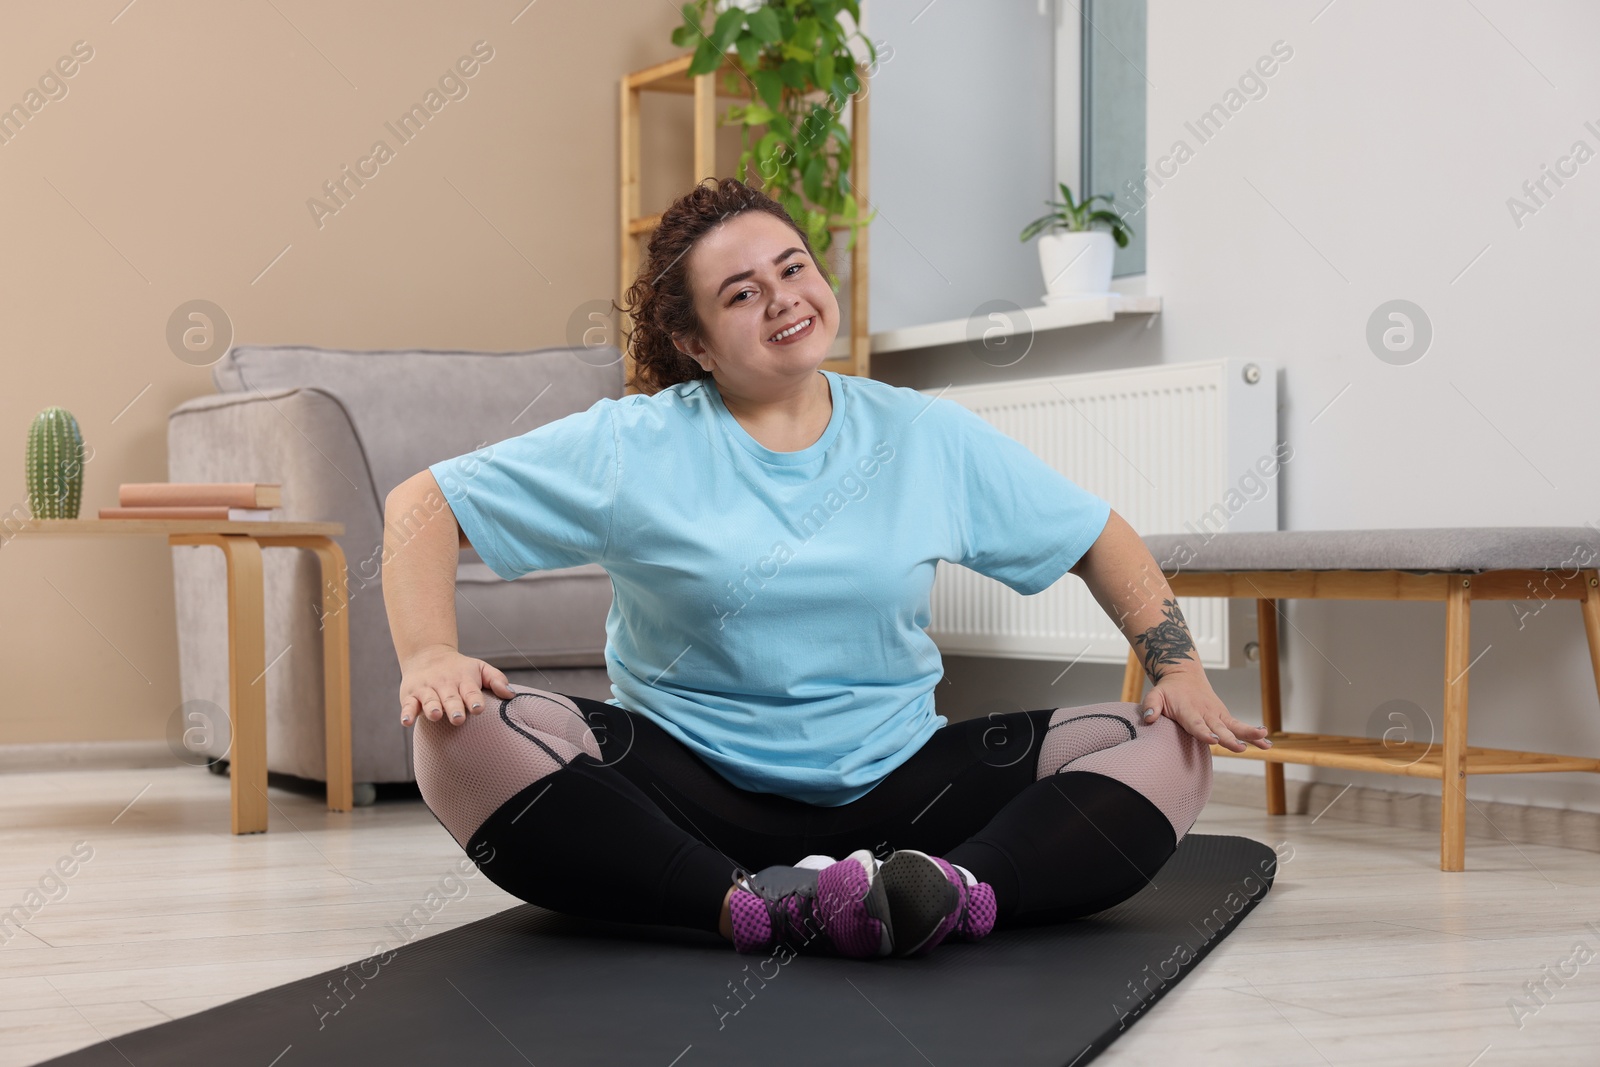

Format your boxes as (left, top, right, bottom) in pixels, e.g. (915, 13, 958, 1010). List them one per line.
(1141, 527, 1600, 573)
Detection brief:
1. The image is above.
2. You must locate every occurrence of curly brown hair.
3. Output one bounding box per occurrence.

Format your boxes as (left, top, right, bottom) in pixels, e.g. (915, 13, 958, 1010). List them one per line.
(617, 177, 835, 395)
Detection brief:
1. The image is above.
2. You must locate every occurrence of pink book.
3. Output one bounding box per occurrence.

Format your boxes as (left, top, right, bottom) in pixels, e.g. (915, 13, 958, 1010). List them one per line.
(98, 506, 279, 521)
(119, 483, 282, 508)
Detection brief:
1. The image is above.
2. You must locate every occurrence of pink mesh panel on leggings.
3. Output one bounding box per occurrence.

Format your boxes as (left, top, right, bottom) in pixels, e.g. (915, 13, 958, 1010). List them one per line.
(1036, 701, 1213, 842)
(412, 684, 603, 849)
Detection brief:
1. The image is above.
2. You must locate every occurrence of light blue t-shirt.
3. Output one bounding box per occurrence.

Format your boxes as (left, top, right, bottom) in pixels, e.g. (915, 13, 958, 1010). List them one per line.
(428, 370, 1110, 806)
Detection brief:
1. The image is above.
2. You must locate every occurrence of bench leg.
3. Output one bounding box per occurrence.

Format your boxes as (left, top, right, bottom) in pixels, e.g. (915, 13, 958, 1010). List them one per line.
(1441, 578, 1472, 872)
(1257, 597, 1287, 815)
(1581, 569, 1600, 717)
(1121, 648, 1144, 704)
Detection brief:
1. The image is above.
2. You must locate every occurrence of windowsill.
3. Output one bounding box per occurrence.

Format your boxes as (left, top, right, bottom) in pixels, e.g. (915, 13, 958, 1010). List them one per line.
(843, 289, 1160, 358)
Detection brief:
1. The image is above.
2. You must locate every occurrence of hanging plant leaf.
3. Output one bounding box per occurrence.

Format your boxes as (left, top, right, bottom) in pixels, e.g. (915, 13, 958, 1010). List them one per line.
(747, 6, 782, 44)
(777, 58, 808, 91)
(798, 102, 830, 148)
(742, 104, 778, 126)
(803, 154, 825, 203)
(711, 6, 745, 49)
(735, 31, 762, 69)
(794, 17, 819, 50)
(753, 67, 784, 115)
(688, 34, 722, 75)
(813, 51, 835, 92)
(754, 129, 781, 171)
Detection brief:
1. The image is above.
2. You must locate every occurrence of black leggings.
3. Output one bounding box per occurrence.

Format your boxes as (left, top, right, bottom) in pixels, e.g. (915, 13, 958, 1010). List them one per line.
(411, 686, 1213, 936)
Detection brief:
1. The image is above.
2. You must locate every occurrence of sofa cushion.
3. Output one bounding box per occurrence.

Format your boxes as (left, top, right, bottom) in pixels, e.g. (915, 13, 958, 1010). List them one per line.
(454, 560, 612, 668)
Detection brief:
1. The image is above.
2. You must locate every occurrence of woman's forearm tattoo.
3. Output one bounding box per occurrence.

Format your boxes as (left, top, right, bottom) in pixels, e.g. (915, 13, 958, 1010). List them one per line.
(1133, 598, 1198, 683)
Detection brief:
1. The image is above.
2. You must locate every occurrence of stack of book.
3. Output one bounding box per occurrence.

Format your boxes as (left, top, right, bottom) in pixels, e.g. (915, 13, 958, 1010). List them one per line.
(98, 482, 284, 521)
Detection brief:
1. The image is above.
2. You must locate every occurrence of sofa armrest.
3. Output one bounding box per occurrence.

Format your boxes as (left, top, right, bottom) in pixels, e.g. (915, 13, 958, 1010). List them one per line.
(169, 387, 383, 537)
(167, 387, 404, 780)
(166, 385, 611, 784)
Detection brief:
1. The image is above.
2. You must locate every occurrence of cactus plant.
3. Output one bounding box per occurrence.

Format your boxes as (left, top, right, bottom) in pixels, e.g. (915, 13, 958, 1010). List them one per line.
(26, 406, 86, 519)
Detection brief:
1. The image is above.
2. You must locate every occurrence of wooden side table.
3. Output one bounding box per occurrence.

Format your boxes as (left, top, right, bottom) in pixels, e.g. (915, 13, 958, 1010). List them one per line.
(12, 518, 352, 834)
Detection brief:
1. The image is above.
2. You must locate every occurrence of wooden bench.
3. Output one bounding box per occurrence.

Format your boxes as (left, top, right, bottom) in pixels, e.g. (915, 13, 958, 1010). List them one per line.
(1119, 527, 1600, 871)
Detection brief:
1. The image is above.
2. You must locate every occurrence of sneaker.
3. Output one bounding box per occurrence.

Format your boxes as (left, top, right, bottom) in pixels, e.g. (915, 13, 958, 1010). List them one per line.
(727, 848, 893, 959)
(878, 850, 997, 957)
(942, 860, 998, 944)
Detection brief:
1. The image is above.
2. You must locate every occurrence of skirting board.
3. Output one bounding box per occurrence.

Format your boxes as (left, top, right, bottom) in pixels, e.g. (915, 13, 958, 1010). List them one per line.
(0, 740, 177, 772)
(5, 741, 1597, 856)
(1209, 769, 1600, 855)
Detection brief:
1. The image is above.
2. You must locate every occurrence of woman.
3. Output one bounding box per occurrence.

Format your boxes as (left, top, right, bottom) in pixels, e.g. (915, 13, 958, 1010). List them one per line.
(385, 177, 1270, 961)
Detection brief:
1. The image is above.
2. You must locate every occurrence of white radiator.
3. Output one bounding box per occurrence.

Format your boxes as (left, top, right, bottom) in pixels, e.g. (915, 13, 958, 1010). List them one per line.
(926, 358, 1280, 669)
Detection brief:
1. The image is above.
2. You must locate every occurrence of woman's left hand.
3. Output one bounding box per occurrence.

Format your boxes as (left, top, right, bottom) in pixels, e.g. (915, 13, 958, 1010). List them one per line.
(1139, 670, 1272, 752)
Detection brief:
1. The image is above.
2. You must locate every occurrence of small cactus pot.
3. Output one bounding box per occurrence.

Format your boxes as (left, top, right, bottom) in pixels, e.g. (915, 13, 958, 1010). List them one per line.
(26, 407, 86, 519)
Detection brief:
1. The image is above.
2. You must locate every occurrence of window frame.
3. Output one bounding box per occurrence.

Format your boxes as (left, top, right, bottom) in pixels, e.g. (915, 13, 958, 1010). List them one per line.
(1054, 0, 1148, 287)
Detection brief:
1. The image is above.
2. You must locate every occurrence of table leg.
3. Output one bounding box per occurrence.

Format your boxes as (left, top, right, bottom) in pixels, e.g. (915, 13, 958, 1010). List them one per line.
(1441, 578, 1472, 871)
(172, 534, 267, 832)
(308, 537, 353, 812)
(206, 535, 269, 835)
(251, 534, 354, 813)
(1256, 597, 1286, 815)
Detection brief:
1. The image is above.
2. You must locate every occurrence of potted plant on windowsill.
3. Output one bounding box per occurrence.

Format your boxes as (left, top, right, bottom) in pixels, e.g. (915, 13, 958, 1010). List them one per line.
(1019, 183, 1134, 301)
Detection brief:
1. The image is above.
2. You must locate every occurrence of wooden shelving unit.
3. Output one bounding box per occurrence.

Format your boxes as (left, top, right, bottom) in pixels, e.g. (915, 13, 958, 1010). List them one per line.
(620, 52, 871, 393)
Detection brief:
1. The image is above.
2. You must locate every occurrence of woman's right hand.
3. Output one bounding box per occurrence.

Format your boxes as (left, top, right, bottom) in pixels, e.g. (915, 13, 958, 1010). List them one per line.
(399, 644, 517, 727)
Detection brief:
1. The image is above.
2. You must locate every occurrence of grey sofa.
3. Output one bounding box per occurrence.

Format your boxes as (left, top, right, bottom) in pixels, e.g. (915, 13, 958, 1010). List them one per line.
(167, 344, 624, 789)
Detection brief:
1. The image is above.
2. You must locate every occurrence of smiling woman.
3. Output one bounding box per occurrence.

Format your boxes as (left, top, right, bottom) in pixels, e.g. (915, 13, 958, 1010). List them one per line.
(618, 177, 837, 396)
(399, 174, 1231, 964)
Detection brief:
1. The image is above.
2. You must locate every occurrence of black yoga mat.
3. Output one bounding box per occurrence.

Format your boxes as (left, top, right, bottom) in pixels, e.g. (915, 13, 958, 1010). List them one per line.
(38, 834, 1277, 1067)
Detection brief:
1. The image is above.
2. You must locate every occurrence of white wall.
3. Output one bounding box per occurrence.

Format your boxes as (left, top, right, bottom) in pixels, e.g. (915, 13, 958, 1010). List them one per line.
(869, 0, 1600, 814)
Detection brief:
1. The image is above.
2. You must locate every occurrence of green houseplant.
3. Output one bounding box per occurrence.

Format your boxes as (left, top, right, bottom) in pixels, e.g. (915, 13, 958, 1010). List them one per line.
(1019, 182, 1134, 300)
(673, 0, 878, 269)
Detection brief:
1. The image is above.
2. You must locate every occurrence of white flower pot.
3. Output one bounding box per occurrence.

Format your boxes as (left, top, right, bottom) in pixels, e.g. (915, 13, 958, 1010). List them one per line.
(1037, 230, 1115, 300)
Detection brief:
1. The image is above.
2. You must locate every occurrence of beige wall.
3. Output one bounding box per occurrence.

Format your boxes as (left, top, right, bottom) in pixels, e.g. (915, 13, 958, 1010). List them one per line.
(0, 0, 748, 744)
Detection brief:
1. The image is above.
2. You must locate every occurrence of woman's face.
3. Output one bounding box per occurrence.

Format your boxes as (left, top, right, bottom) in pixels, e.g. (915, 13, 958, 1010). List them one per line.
(675, 210, 840, 394)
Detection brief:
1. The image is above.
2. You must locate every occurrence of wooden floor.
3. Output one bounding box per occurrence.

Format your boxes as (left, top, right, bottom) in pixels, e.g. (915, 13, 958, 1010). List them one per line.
(2, 765, 1597, 1066)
